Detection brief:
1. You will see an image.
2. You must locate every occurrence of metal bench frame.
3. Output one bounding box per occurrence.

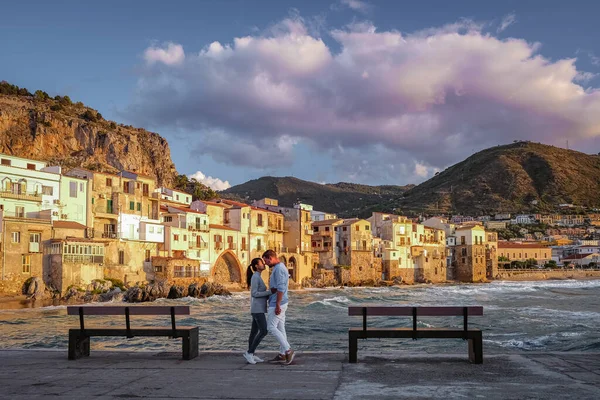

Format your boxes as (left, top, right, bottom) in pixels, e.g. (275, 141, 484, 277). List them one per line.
(348, 306, 483, 364)
(67, 306, 199, 360)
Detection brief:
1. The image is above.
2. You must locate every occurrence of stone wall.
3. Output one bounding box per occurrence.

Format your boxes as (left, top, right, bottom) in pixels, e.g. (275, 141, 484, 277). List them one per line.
(348, 252, 376, 282)
(496, 269, 600, 281)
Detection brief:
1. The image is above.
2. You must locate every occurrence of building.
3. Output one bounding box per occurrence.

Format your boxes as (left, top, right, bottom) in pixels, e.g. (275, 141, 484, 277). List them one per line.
(336, 219, 378, 282)
(452, 225, 490, 282)
(311, 210, 337, 222)
(562, 253, 600, 267)
(158, 187, 192, 206)
(497, 241, 551, 263)
(312, 218, 343, 269)
(485, 221, 507, 230)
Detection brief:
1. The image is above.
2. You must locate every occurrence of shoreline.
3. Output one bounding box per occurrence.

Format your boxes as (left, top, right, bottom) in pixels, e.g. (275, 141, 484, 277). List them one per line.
(1, 275, 599, 309)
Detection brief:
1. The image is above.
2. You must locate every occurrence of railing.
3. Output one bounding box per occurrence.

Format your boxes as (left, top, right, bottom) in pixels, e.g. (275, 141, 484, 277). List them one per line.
(188, 241, 208, 249)
(240, 244, 249, 251)
(351, 244, 372, 252)
(63, 255, 104, 264)
(189, 225, 210, 232)
(101, 232, 119, 239)
(214, 243, 223, 251)
(0, 190, 43, 202)
(227, 242, 237, 250)
(268, 223, 284, 232)
(2, 211, 51, 221)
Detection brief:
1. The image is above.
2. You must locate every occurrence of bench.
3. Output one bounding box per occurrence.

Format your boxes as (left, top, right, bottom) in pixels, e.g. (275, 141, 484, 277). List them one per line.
(348, 305, 483, 364)
(67, 305, 199, 360)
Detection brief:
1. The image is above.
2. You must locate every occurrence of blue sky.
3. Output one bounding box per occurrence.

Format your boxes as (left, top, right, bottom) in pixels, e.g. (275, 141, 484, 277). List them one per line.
(2, 0, 600, 190)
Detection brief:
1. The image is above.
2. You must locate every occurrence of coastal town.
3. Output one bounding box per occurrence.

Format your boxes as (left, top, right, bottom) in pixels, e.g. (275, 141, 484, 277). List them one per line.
(1, 152, 599, 298)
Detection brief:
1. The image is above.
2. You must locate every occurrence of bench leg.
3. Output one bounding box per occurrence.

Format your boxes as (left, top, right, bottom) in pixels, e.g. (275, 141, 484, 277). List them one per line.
(182, 328, 199, 360)
(468, 332, 483, 364)
(349, 331, 358, 363)
(68, 330, 90, 360)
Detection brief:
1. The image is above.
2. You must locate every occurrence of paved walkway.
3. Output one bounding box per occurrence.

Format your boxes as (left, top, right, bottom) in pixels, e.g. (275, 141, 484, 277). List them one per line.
(1, 350, 599, 399)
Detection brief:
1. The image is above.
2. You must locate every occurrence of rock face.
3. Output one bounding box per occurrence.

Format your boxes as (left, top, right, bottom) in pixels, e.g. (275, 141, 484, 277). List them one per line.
(21, 277, 46, 299)
(0, 94, 177, 187)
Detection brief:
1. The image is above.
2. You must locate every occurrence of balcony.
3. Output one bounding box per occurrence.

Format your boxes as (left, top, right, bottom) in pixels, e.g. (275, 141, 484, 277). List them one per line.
(268, 223, 285, 232)
(351, 244, 372, 252)
(2, 211, 51, 221)
(189, 225, 210, 232)
(101, 232, 119, 239)
(227, 242, 237, 250)
(240, 244, 249, 251)
(63, 254, 104, 264)
(214, 242, 223, 251)
(188, 241, 208, 249)
(0, 190, 42, 202)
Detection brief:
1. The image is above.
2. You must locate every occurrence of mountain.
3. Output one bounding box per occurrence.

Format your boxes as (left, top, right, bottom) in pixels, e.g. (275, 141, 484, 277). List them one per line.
(398, 141, 600, 214)
(221, 176, 414, 218)
(0, 82, 177, 186)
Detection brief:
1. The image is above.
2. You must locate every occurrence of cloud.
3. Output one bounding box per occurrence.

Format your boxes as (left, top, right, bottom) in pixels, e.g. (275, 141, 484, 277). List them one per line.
(127, 16, 600, 184)
(189, 170, 231, 191)
(144, 42, 185, 65)
(497, 13, 516, 33)
(339, 0, 371, 13)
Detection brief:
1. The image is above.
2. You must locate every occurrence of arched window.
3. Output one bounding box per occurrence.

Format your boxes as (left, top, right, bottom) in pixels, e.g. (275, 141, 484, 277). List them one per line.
(2, 177, 12, 192)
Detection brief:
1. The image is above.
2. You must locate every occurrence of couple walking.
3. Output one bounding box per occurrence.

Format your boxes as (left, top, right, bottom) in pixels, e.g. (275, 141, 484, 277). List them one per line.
(243, 249, 295, 365)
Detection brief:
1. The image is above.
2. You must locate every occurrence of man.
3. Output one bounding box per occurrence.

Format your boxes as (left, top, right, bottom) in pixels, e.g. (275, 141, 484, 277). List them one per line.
(262, 249, 295, 364)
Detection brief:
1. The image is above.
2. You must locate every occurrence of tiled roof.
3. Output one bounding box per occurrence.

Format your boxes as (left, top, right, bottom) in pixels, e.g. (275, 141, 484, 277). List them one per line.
(312, 218, 343, 226)
(563, 253, 599, 260)
(168, 205, 206, 215)
(53, 221, 87, 230)
(498, 241, 548, 249)
(202, 200, 229, 208)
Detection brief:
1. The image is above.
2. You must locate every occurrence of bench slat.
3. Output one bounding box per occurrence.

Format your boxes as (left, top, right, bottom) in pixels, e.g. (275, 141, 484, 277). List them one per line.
(349, 327, 481, 340)
(69, 327, 197, 337)
(67, 306, 191, 316)
(348, 306, 483, 316)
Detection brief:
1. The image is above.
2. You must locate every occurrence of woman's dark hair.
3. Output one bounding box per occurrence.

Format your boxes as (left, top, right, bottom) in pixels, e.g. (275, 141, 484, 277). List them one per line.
(246, 258, 263, 288)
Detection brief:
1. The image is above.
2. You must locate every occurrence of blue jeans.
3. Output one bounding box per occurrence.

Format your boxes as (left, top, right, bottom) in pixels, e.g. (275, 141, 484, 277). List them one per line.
(248, 313, 268, 354)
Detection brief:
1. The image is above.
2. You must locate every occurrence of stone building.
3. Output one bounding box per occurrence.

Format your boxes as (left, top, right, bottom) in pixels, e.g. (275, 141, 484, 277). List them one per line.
(337, 219, 377, 282)
(452, 225, 489, 282)
(312, 218, 343, 269)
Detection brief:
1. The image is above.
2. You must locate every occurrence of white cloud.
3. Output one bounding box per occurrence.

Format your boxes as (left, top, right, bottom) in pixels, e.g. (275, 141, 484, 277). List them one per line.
(144, 42, 185, 65)
(189, 171, 231, 191)
(128, 16, 600, 184)
(340, 0, 371, 13)
(497, 13, 516, 33)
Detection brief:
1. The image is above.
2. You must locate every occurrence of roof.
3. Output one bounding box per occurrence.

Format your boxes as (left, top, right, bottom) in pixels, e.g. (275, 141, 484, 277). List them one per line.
(168, 205, 206, 215)
(339, 218, 362, 226)
(53, 221, 87, 230)
(218, 199, 250, 208)
(498, 241, 548, 249)
(202, 200, 229, 208)
(209, 224, 238, 231)
(563, 253, 599, 260)
(455, 224, 485, 231)
(312, 218, 343, 227)
(48, 237, 106, 244)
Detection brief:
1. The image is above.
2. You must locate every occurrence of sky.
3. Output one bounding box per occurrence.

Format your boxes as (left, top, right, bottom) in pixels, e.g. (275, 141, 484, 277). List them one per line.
(2, 0, 600, 190)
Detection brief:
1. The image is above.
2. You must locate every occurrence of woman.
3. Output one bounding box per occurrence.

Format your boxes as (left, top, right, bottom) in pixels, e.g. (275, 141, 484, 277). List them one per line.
(243, 257, 271, 364)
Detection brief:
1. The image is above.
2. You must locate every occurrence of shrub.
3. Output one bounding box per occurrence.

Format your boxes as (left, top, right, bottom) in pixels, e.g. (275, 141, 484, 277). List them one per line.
(50, 104, 63, 112)
(109, 121, 117, 129)
(81, 109, 97, 122)
(105, 278, 126, 291)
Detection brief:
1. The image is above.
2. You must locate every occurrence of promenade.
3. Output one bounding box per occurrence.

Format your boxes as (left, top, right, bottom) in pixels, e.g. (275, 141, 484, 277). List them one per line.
(1, 350, 599, 399)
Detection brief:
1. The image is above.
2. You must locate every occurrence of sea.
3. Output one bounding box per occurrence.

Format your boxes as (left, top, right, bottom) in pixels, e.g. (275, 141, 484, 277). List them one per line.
(1, 279, 599, 354)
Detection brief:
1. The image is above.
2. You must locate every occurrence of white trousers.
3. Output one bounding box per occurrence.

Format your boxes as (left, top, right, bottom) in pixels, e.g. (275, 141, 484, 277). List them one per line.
(267, 304, 290, 354)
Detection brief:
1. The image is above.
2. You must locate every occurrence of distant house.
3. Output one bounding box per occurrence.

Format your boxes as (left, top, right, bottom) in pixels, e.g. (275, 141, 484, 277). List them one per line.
(498, 241, 551, 263)
(562, 253, 600, 267)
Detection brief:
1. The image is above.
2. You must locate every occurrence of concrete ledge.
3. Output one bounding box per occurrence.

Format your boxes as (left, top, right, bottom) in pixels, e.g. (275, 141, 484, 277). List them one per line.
(0, 350, 598, 399)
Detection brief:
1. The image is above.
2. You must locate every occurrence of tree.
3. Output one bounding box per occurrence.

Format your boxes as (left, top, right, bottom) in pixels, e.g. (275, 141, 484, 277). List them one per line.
(34, 90, 50, 101)
(81, 109, 97, 122)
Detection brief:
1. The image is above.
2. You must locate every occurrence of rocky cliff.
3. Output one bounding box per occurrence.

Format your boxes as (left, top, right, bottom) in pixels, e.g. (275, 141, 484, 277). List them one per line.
(0, 92, 178, 186)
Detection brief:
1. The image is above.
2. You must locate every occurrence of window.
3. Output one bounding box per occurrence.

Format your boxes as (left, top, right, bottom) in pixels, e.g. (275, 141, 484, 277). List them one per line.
(174, 234, 180, 241)
(137, 202, 141, 211)
(325, 227, 330, 232)
(80, 183, 84, 192)
(129, 201, 135, 210)
(69, 181, 77, 198)
(462, 257, 466, 264)
(154, 266, 163, 273)
(176, 195, 179, 201)
(257, 214, 263, 227)
(1, 158, 11, 166)
(157, 227, 163, 233)
(355, 225, 359, 231)
(12, 232, 21, 243)
(106, 200, 113, 213)
(313, 226, 319, 232)
(365, 225, 370, 231)
(343, 227, 347, 231)
(145, 250, 151, 262)
(214, 234, 222, 242)
(106, 178, 112, 187)
(29, 233, 41, 253)
(257, 238, 262, 251)
(123, 181, 129, 193)
(183, 235, 187, 241)
(461, 236, 466, 245)
(15, 206, 24, 218)
(164, 216, 172, 222)
(149, 226, 155, 233)
(42, 186, 53, 195)
(118, 250, 125, 265)
(22, 255, 31, 273)
(136, 183, 141, 189)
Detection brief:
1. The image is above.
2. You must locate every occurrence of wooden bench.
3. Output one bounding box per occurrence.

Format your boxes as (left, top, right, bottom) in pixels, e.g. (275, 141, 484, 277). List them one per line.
(67, 305, 199, 360)
(348, 305, 483, 364)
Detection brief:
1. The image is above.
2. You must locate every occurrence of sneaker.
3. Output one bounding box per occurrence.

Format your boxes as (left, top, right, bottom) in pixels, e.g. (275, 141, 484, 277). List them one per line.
(243, 352, 256, 364)
(285, 349, 295, 365)
(269, 354, 286, 363)
(253, 355, 264, 363)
